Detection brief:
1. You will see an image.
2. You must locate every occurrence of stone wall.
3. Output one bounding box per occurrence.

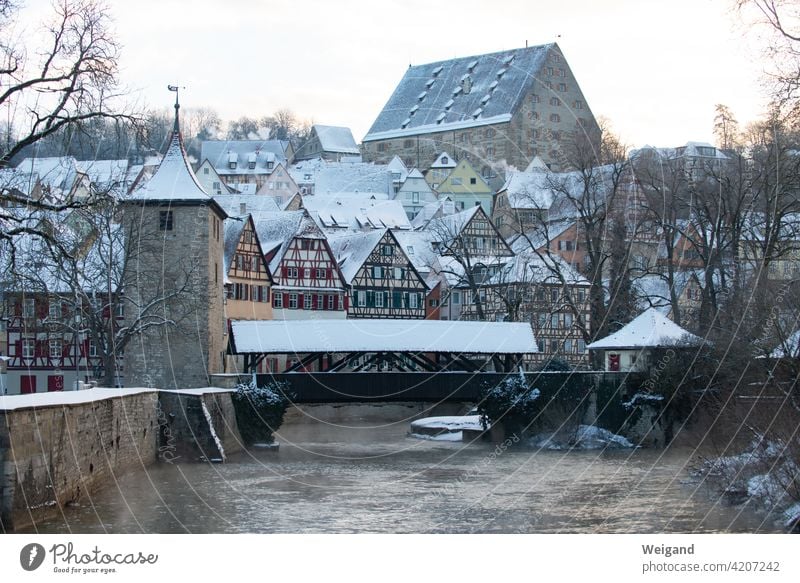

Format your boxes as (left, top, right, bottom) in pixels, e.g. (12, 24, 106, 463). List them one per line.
(157, 390, 243, 463)
(0, 390, 158, 532)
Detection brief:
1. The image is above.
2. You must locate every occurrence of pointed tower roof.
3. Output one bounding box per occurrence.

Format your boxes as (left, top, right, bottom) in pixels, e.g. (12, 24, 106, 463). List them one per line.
(125, 90, 226, 217)
(587, 308, 704, 350)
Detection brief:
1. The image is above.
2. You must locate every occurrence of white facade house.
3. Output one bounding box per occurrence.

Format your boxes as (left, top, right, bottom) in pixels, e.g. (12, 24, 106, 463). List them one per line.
(587, 308, 704, 372)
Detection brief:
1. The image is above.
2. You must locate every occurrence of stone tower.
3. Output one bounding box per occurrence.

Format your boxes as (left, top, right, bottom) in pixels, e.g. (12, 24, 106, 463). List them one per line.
(121, 93, 228, 389)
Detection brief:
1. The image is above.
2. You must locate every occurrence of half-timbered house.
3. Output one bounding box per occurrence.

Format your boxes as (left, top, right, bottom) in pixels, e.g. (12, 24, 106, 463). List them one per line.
(330, 229, 428, 319)
(222, 214, 273, 373)
(256, 210, 348, 322)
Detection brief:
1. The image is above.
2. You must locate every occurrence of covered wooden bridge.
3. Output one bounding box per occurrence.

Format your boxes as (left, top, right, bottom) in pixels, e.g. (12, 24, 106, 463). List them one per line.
(229, 319, 537, 374)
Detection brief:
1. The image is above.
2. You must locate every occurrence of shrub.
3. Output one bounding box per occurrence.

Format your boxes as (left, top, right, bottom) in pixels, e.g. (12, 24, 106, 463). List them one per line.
(231, 378, 291, 445)
(478, 373, 541, 437)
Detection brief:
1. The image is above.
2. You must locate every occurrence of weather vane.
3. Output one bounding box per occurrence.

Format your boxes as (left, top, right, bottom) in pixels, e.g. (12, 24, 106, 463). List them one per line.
(167, 84, 185, 132)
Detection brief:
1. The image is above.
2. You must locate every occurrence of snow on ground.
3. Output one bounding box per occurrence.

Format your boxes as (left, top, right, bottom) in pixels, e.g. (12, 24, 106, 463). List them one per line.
(528, 425, 634, 450)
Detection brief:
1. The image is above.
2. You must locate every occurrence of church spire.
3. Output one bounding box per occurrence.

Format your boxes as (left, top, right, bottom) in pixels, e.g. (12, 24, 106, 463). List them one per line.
(168, 84, 182, 134)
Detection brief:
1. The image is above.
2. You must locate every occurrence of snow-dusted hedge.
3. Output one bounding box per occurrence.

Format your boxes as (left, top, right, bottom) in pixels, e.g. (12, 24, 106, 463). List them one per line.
(231, 378, 291, 445)
(478, 373, 542, 437)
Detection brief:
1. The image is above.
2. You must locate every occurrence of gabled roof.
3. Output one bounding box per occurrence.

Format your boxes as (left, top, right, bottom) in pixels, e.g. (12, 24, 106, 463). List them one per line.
(222, 214, 273, 285)
(312, 125, 360, 154)
(254, 210, 325, 274)
(489, 249, 590, 287)
(213, 194, 281, 219)
(364, 44, 554, 142)
(328, 229, 387, 283)
(15, 156, 81, 196)
(430, 152, 457, 169)
(587, 308, 704, 350)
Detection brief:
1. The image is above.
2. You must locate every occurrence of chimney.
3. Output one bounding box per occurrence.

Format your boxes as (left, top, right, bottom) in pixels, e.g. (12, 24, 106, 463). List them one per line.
(239, 202, 247, 215)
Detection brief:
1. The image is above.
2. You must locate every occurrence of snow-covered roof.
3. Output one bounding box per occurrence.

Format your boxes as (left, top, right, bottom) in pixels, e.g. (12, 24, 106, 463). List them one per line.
(230, 319, 537, 354)
(0, 167, 39, 197)
(328, 229, 386, 283)
(312, 125, 360, 154)
(587, 308, 704, 350)
(76, 159, 130, 190)
(128, 132, 225, 217)
(430, 152, 458, 169)
(364, 44, 553, 142)
(213, 194, 281, 219)
(255, 210, 324, 274)
(410, 198, 458, 229)
(290, 158, 393, 195)
(489, 249, 590, 287)
(499, 169, 555, 209)
(200, 139, 289, 176)
(303, 193, 411, 231)
(223, 218, 247, 283)
(14, 155, 80, 196)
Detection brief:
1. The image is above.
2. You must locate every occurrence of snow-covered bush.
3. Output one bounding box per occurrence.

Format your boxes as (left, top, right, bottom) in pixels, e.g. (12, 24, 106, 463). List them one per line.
(231, 378, 291, 445)
(478, 373, 541, 437)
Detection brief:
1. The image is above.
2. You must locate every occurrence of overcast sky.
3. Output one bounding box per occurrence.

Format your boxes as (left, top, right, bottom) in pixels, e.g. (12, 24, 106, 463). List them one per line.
(26, 0, 774, 148)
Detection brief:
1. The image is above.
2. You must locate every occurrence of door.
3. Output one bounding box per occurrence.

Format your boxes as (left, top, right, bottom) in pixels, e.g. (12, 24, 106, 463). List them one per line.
(47, 375, 64, 392)
(20, 375, 36, 394)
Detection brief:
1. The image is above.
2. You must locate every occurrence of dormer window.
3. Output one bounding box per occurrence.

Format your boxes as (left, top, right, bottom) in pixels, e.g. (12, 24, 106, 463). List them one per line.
(267, 161, 274, 170)
(441, 156, 448, 165)
(228, 152, 237, 170)
(248, 153, 257, 169)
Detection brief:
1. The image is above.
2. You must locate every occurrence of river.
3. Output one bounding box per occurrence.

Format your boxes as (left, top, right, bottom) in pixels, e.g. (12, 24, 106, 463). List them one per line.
(21, 411, 779, 534)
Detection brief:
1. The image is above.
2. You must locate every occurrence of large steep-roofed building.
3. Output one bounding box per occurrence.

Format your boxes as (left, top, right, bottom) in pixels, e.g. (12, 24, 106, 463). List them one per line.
(362, 43, 599, 175)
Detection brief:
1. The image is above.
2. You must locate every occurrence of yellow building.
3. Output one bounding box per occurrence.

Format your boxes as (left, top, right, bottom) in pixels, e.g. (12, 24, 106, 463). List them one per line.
(433, 158, 493, 213)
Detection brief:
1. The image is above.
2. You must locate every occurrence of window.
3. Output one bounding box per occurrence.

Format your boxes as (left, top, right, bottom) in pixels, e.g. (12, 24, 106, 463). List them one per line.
(267, 161, 274, 170)
(23, 298, 35, 318)
(577, 290, 585, 303)
(248, 161, 256, 170)
(558, 83, 567, 92)
(375, 292, 384, 308)
(315, 268, 326, 279)
(288, 293, 298, 309)
(381, 244, 394, 256)
(441, 156, 449, 164)
(50, 340, 61, 359)
(273, 294, 283, 309)
(531, 94, 539, 103)
(287, 267, 299, 279)
(377, 143, 387, 153)
(558, 68, 565, 77)
(116, 303, 124, 317)
(452, 291, 460, 304)
(48, 301, 61, 320)
(394, 267, 404, 279)
(429, 298, 439, 308)
(373, 266, 383, 279)
(412, 192, 419, 204)
(22, 339, 35, 359)
(358, 291, 366, 307)
(550, 97, 560, 106)
(550, 113, 560, 123)
(300, 239, 311, 250)
(451, 177, 462, 186)
(574, 100, 584, 110)
(546, 66, 554, 76)
(564, 313, 573, 328)
(537, 313, 547, 328)
(551, 290, 559, 303)
(203, 167, 209, 175)
(304, 294, 312, 309)
(303, 268, 311, 279)
(409, 293, 419, 308)
(578, 340, 586, 353)
(564, 339, 573, 353)
(538, 339, 545, 352)
(327, 295, 335, 310)
(551, 131, 561, 141)
(469, 177, 477, 185)
(159, 210, 173, 231)
(551, 314, 559, 328)
(89, 340, 97, 357)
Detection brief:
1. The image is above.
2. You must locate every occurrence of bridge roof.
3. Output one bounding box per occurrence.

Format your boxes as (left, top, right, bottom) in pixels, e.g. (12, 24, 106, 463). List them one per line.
(230, 319, 537, 355)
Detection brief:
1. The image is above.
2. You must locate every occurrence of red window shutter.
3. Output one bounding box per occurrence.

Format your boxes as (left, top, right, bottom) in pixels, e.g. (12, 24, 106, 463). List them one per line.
(283, 293, 290, 307)
(282, 266, 288, 278)
(14, 339, 21, 355)
(311, 294, 318, 310)
(344, 295, 349, 310)
(298, 294, 304, 309)
(62, 342, 69, 357)
(333, 295, 339, 310)
(327, 268, 332, 280)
